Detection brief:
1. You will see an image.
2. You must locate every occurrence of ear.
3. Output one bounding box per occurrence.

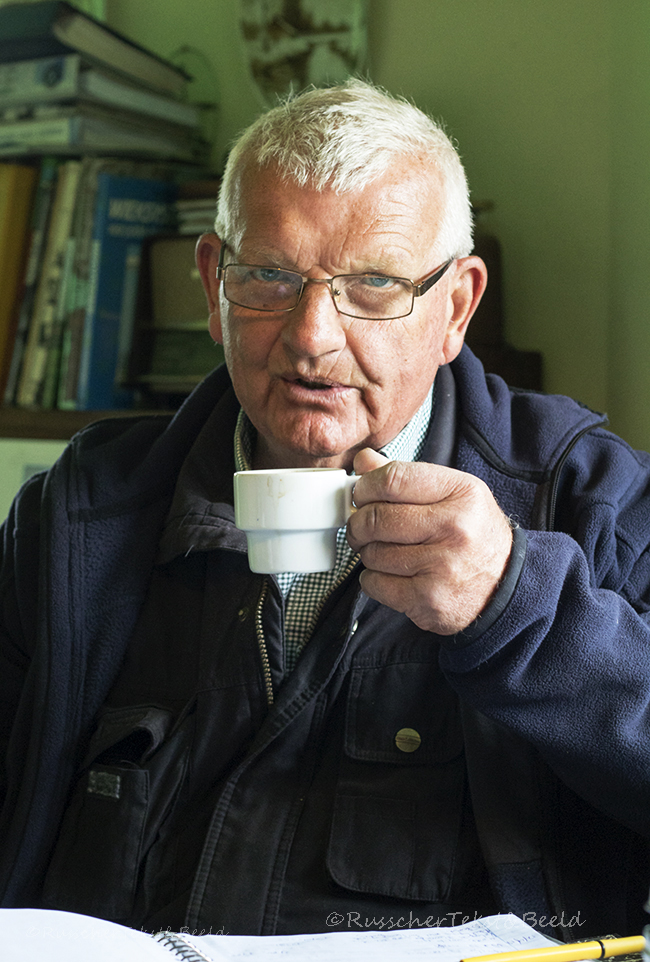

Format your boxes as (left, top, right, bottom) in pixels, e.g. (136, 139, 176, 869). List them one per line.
(440, 255, 488, 365)
(195, 232, 224, 343)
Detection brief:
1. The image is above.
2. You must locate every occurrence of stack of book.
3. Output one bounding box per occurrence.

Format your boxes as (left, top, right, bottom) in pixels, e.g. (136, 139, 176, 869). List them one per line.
(123, 178, 224, 402)
(0, 1, 218, 412)
(175, 195, 219, 235)
(0, 1, 208, 163)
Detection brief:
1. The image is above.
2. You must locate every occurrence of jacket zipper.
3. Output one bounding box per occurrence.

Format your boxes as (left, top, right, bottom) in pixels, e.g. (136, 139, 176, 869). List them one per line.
(253, 552, 361, 708)
(545, 419, 607, 531)
(255, 578, 274, 707)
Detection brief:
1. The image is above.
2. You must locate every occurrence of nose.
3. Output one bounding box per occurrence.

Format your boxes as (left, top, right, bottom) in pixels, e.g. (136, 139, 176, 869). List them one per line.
(280, 279, 347, 358)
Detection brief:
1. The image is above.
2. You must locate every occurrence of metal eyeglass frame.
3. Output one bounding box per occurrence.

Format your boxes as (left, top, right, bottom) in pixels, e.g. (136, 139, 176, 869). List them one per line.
(216, 243, 454, 320)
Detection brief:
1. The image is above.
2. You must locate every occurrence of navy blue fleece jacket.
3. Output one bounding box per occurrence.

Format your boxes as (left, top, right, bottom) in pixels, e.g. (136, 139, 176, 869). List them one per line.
(0, 347, 649, 937)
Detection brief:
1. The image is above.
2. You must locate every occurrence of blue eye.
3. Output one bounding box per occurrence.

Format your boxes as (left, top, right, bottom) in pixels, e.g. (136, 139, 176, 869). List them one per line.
(361, 275, 395, 289)
(251, 267, 283, 283)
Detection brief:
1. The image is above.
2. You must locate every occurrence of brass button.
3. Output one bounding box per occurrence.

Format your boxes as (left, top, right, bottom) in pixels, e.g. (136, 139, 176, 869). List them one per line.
(395, 727, 421, 753)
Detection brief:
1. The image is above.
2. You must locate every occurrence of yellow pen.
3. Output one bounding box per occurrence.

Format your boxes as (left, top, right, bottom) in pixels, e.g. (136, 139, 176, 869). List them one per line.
(461, 935, 646, 962)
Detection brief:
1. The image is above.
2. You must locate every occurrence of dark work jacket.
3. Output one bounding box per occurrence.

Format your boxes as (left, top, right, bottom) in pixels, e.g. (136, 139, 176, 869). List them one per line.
(1, 347, 650, 939)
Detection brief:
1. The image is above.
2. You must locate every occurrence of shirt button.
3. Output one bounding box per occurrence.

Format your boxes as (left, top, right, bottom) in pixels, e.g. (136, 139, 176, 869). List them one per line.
(395, 727, 422, 753)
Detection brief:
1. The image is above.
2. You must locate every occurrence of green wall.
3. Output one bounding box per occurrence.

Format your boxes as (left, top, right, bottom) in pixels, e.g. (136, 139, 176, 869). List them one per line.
(107, 0, 263, 170)
(369, 0, 611, 416)
(609, 1, 650, 450)
(98, 3, 650, 450)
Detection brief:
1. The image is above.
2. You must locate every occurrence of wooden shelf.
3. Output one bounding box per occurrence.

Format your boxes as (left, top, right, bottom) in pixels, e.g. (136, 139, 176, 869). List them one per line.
(0, 406, 161, 440)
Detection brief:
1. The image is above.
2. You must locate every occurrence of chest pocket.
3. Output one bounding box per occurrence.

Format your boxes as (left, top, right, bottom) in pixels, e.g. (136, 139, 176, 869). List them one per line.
(42, 703, 192, 922)
(326, 661, 466, 903)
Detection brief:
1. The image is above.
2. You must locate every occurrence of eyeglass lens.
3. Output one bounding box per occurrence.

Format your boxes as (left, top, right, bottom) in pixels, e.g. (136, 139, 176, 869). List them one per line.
(223, 265, 414, 319)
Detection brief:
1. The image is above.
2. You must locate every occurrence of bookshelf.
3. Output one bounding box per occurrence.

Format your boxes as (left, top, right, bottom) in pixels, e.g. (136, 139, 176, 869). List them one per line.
(0, 3, 220, 440)
(0, 405, 161, 439)
(0, 158, 201, 439)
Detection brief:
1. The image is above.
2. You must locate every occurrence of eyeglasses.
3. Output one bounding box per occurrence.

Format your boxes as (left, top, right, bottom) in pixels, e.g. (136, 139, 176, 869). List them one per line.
(217, 244, 453, 321)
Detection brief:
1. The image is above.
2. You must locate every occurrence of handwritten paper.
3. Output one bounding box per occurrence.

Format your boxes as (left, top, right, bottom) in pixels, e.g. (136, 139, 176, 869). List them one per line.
(168, 913, 558, 962)
(0, 908, 558, 962)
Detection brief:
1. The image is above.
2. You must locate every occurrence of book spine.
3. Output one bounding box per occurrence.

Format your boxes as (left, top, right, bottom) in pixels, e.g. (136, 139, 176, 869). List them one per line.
(57, 155, 105, 410)
(3, 157, 60, 405)
(15, 158, 82, 407)
(39, 219, 75, 408)
(76, 233, 101, 407)
(0, 54, 200, 130)
(0, 115, 74, 153)
(113, 242, 143, 386)
(81, 72, 199, 129)
(76, 171, 176, 410)
(0, 109, 204, 162)
(52, 9, 188, 98)
(0, 163, 39, 397)
(0, 53, 80, 104)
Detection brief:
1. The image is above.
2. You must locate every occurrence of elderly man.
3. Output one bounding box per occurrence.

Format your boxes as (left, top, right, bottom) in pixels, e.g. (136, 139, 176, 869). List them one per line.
(0, 81, 648, 940)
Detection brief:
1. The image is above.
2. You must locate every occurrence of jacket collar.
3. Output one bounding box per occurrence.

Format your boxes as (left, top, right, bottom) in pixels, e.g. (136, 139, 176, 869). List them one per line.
(451, 345, 606, 477)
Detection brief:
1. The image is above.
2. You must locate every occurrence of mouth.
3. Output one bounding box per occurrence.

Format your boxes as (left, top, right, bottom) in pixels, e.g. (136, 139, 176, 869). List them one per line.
(293, 376, 336, 390)
(283, 373, 344, 390)
(280, 373, 352, 403)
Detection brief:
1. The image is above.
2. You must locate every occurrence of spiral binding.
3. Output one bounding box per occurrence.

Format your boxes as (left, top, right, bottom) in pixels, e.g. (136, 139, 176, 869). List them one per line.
(153, 930, 216, 962)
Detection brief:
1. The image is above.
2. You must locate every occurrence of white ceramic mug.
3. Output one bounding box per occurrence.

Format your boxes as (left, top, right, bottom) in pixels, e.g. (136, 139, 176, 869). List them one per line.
(233, 468, 356, 573)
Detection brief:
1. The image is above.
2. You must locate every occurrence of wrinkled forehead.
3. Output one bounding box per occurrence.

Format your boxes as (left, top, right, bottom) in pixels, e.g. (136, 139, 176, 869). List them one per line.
(226, 158, 447, 258)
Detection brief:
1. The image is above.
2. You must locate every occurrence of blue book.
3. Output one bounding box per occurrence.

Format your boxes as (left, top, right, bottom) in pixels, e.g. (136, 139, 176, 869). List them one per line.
(76, 172, 176, 410)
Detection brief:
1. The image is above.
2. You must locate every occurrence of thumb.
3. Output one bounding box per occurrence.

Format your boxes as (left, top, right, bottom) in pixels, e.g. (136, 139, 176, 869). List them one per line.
(353, 447, 389, 475)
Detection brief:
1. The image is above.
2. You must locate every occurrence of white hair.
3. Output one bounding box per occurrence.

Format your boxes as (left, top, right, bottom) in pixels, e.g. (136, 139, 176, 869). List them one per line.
(215, 79, 473, 260)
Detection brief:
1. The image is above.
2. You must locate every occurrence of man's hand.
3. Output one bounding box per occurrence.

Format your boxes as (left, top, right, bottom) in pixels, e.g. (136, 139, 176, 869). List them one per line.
(347, 448, 514, 635)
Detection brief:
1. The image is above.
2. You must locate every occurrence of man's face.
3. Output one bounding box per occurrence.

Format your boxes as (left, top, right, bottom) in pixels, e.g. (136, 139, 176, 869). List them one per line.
(205, 163, 481, 470)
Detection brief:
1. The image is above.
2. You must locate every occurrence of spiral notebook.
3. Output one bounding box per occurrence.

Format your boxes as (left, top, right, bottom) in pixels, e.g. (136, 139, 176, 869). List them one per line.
(1, 908, 558, 962)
